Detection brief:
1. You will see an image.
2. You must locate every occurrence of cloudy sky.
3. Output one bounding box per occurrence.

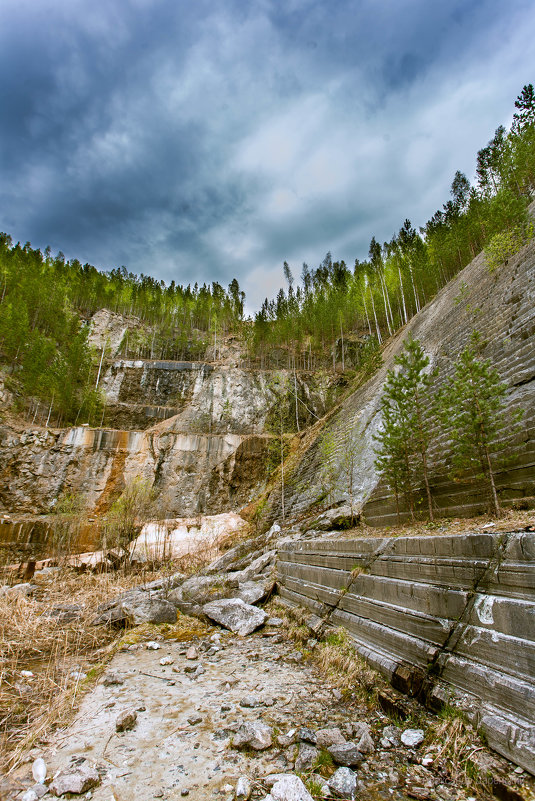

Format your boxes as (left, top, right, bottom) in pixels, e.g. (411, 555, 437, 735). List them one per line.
(1, 0, 534, 313)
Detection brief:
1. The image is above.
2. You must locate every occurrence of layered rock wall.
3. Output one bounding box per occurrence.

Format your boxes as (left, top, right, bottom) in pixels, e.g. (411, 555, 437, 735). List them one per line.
(277, 531, 535, 773)
(261, 231, 535, 525)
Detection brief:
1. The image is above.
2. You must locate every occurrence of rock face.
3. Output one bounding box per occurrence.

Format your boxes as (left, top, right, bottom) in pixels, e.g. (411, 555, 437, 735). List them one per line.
(277, 530, 535, 774)
(260, 230, 535, 526)
(0, 358, 336, 521)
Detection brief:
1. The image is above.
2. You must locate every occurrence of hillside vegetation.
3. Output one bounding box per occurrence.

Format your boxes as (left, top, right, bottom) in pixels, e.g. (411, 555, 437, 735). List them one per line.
(0, 85, 533, 425)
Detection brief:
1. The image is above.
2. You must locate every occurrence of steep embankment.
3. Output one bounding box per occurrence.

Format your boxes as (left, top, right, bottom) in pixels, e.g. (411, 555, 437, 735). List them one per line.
(259, 229, 535, 527)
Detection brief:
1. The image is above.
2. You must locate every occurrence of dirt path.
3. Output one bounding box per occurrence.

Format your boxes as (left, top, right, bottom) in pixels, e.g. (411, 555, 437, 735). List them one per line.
(8, 625, 425, 801)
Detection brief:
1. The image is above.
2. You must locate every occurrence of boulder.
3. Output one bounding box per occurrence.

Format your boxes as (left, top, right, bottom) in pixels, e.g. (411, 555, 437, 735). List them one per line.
(232, 720, 273, 750)
(202, 598, 267, 635)
(307, 505, 359, 531)
(121, 597, 177, 625)
(49, 762, 100, 796)
(236, 579, 274, 605)
(168, 575, 239, 615)
(328, 767, 358, 799)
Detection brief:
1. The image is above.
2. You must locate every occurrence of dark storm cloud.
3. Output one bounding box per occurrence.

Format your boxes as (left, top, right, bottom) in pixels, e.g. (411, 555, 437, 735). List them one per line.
(1, 0, 534, 310)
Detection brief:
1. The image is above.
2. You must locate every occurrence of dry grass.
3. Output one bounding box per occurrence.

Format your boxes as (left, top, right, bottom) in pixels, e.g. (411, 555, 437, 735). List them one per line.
(268, 599, 379, 702)
(427, 708, 485, 787)
(0, 567, 162, 773)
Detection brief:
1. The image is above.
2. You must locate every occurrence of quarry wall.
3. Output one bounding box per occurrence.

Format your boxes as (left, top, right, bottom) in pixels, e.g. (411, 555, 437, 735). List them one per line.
(262, 233, 535, 526)
(277, 531, 535, 774)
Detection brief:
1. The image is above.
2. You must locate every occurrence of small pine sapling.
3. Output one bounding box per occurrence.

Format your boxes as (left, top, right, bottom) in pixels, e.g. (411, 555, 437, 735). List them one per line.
(438, 333, 523, 517)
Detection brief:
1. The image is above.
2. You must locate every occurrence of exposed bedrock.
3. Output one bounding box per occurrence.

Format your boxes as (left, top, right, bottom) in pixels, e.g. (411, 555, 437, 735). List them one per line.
(0, 363, 337, 517)
(261, 234, 535, 526)
(277, 531, 535, 774)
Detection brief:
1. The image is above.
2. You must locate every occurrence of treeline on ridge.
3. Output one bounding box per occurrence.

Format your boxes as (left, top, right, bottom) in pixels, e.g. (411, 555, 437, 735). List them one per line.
(252, 84, 535, 369)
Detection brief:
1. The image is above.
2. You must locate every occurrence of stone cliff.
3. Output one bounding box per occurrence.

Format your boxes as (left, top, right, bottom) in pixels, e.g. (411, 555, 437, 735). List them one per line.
(259, 228, 535, 527)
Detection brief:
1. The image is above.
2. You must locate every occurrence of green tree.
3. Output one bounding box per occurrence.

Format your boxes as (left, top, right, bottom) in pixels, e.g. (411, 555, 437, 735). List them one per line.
(374, 337, 436, 520)
(438, 333, 521, 517)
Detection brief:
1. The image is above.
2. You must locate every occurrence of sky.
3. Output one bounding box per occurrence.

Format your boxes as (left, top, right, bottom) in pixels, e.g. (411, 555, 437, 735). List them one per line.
(1, 0, 534, 314)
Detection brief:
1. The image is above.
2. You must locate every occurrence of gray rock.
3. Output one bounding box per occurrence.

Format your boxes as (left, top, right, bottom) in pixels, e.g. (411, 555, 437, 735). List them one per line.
(188, 714, 202, 725)
(235, 776, 252, 800)
(266, 617, 284, 627)
(351, 722, 374, 754)
(141, 573, 185, 592)
(328, 767, 358, 799)
(327, 742, 365, 767)
(21, 790, 38, 801)
(116, 709, 137, 732)
(43, 604, 83, 622)
(401, 728, 425, 747)
(277, 729, 298, 747)
(307, 505, 359, 532)
(202, 598, 267, 635)
(239, 694, 263, 708)
(298, 727, 317, 745)
(316, 728, 346, 749)
(49, 763, 100, 796)
(103, 672, 124, 686)
(120, 597, 177, 625)
(269, 775, 314, 801)
(232, 721, 273, 750)
(168, 574, 239, 615)
(380, 725, 401, 748)
(236, 579, 274, 605)
(295, 742, 319, 772)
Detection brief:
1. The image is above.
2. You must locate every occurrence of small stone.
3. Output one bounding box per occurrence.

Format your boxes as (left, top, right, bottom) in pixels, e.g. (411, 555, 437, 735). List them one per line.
(380, 724, 401, 748)
(103, 673, 124, 686)
(146, 641, 161, 650)
(269, 775, 314, 801)
(116, 709, 137, 732)
(188, 714, 202, 725)
(232, 721, 273, 750)
(332, 689, 342, 701)
(298, 727, 317, 745)
(266, 617, 283, 627)
(277, 729, 298, 747)
(184, 663, 199, 673)
(49, 763, 100, 796)
(160, 656, 174, 666)
(32, 757, 47, 784)
(186, 646, 198, 660)
(235, 776, 252, 800)
(421, 756, 433, 767)
(194, 665, 205, 676)
(21, 791, 38, 801)
(222, 784, 234, 794)
(316, 728, 346, 749)
(327, 742, 364, 767)
(295, 742, 319, 772)
(180, 790, 190, 797)
(239, 695, 262, 708)
(306, 638, 317, 649)
(328, 767, 358, 800)
(401, 729, 425, 748)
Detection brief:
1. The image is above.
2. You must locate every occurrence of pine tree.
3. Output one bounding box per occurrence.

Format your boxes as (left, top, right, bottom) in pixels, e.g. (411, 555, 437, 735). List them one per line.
(438, 333, 521, 517)
(374, 337, 436, 520)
